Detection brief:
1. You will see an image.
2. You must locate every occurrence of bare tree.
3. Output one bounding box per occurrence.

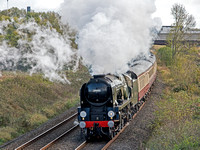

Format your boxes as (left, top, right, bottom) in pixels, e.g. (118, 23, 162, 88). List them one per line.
(168, 3, 196, 58)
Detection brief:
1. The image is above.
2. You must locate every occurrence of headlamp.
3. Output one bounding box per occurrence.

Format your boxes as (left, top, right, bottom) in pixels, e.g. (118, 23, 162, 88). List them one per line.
(80, 111, 87, 118)
(108, 110, 115, 118)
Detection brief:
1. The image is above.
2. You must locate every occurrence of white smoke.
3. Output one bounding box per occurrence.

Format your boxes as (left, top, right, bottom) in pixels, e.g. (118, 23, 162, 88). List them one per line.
(60, 0, 160, 74)
(0, 42, 21, 71)
(0, 19, 75, 83)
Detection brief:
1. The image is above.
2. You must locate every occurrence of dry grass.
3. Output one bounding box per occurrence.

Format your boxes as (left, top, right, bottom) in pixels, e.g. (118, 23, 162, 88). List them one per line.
(152, 45, 166, 50)
(28, 113, 48, 127)
(0, 66, 90, 145)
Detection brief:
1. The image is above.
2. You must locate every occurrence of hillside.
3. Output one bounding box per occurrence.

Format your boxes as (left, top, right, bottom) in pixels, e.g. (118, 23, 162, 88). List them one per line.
(0, 7, 78, 82)
(0, 8, 90, 145)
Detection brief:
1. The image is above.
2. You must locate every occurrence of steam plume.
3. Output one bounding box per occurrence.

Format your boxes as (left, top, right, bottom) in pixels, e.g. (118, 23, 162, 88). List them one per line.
(0, 19, 74, 83)
(60, 0, 160, 74)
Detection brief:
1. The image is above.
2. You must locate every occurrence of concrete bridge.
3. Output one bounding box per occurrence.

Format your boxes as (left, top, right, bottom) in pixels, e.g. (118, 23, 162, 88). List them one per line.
(154, 26, 200, 45)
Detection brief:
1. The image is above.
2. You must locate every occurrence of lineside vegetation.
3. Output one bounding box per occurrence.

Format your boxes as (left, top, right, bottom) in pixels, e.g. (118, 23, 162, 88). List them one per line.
(147, 45, 200, 149)
(0, 66, 90, 145)
(0, 8, 90, 145)
(148, 5, 200, 149)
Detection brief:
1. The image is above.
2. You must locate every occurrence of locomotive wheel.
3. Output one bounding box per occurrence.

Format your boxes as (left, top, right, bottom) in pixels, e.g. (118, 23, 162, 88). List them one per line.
(118, 120, 122, 131)
(132, 106, 137, 114)
(134, 105, 139, 112)
(119, 118, 124, 130)
(85, 129, 92, 141)
(124, 116, 127, 124)
(85, 134, 91, 141)
(128, 112, 132, 121)
(122, 117, 125, 127)
(109, 128, 115, 139)
(140, 101, 143, 105)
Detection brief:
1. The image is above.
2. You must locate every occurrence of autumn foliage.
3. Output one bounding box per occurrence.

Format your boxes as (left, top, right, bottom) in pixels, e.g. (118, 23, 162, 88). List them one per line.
(147, 45, 200, 149)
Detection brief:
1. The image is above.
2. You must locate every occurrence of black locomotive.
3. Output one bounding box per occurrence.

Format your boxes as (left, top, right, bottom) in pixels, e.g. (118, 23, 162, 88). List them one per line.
(78, 55, 157, 140)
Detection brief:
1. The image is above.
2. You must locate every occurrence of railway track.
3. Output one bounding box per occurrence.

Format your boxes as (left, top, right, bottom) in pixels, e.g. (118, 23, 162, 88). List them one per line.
(40, 124, 79, 150)
(14, 113, 78, 150)
(75, 98, 147, 150)
(14, 90, 150, 150)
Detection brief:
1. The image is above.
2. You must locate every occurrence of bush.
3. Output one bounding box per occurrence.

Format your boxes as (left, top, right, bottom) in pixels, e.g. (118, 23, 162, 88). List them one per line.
(0, 127, 16, 142)
(157, 46, 172, 66)
(170, 56, 199, 92)
(28, 113, 48, 127)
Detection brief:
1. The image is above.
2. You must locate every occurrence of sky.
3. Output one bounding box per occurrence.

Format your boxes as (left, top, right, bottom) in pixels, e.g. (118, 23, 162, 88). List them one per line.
(153, 0, 200, 28)
(0, 0, 200, 27)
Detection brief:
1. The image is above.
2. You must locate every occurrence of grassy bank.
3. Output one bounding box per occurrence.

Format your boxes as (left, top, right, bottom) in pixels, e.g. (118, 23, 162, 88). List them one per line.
(0, 66, 90, 145)
(146, 46, 200, 149)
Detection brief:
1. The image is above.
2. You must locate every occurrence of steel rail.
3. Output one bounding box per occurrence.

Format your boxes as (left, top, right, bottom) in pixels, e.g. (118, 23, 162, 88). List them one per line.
(40, 124, 79, 150)
(75, 141, 88, 150)
(74, 98, 148, 150)
(101, 123, 129, 150)
(15, 112, 78, 150)
(101, 100, 147, 150)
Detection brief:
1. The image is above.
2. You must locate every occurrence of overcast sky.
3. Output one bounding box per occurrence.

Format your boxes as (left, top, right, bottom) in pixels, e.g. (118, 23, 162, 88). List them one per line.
(153, 0, 200, 28)
(0, 0, 200, 28)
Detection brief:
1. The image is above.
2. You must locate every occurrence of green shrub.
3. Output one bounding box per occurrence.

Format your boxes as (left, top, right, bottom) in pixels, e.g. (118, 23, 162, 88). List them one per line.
(157, 46, 173, 66)
(174, 136, 200, 150)
(0, 127, 16, 142)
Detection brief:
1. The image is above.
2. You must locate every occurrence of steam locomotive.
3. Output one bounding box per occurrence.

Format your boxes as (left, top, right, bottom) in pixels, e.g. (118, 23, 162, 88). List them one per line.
(77, 54, 157, 140)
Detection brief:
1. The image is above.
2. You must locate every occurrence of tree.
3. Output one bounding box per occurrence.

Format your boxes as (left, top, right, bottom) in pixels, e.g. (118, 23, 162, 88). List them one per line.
(167, 3, 196, 58)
